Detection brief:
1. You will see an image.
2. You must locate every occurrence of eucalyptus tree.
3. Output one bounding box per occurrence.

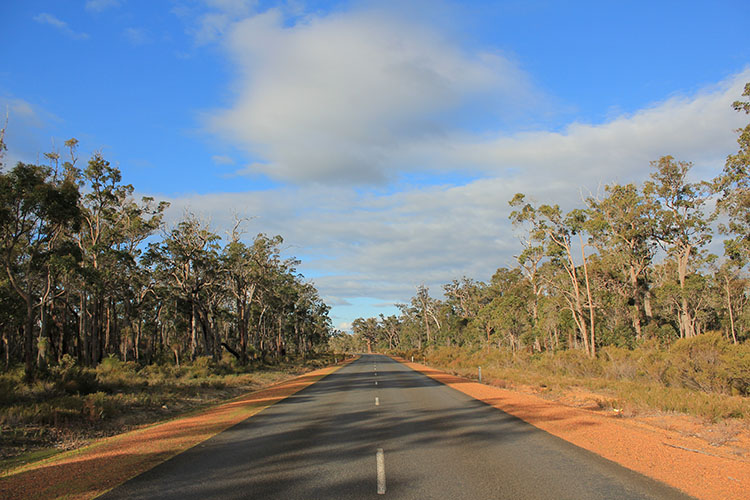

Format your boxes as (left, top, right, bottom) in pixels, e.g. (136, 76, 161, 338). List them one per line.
(146, 213, 221, 360)
(508, 195, 547, 331)
(484, 267, 532, 351)
(379, 314, 401, 349)
(0, 160, 80, 378)
(645, 156, 713, 338)
(509, 194, 596, 356)
(413, 285, 441, 346)
(73, 152, 167, 364)
(587, 183, 657, 339)
(715, 82, 750, 265)
(352, 316, 380, 353)
(443, 277, 485, 322)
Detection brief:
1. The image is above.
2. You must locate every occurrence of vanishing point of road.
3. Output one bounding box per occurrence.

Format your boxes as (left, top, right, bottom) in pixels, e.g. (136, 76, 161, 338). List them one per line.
(100, 354, 692, 499)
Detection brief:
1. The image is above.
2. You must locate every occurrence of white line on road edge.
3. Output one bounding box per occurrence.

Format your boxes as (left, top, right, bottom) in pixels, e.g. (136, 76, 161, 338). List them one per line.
(376, 448, 386, 494)
(375, 397, 379, 406)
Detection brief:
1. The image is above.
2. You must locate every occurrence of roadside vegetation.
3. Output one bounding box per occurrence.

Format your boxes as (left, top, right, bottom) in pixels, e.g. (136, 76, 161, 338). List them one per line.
(0, 121, 335, 466)
(0, 352, 338, 469)
(334, 83, 750, 423)
(393, 335, 750, 422)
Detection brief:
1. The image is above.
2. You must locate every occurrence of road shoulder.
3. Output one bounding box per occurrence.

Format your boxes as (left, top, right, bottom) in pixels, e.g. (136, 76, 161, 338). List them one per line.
(395, 357, 749, 500)
(0, 360, 354, 500)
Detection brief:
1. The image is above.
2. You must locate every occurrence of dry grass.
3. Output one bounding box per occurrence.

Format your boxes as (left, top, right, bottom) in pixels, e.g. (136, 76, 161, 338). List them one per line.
(396, 334, 750, 422)
(0, 353, 336, 468)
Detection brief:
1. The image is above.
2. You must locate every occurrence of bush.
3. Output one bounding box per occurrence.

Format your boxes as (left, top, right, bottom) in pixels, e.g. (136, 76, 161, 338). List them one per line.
(600, 346, 638, 380)
(96, 355, 141, 392)
(666, 333, 737, 394)
(0, 369, 23, 405)
(82, 392, 118, 422)
(185, 356, 218, 379)
(544, 349, 602, 378)
(51, 354, 99, 395)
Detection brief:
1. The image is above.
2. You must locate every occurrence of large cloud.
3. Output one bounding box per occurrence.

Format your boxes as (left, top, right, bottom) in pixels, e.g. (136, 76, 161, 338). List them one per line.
(401, 70, 750, 183)
(166, 70, 749, 324)
(208, 7, 536, 183)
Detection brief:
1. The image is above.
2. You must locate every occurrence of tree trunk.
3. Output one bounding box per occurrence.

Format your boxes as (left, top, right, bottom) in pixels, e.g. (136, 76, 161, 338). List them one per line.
(190, 299, 197, 360)
(677, 247, 696, 338)
(724, 276, 737, 344)
(579, 234, 596, 357)
(24, 298, 34, 381)
(629, 265, 643, 339)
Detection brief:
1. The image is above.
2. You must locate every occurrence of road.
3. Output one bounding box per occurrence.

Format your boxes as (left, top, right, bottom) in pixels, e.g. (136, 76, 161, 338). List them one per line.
(101, 354, 692, 499)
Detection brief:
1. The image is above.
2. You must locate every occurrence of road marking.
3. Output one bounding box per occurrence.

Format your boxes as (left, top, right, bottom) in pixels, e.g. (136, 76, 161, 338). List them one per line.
(375, 397, 379, 406)
(376, 448, 386, 494)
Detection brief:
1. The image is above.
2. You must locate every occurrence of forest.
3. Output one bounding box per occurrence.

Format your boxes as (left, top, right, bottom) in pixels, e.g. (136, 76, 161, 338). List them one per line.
(334, 83, 750, 414)
(0, 133, 333, 382)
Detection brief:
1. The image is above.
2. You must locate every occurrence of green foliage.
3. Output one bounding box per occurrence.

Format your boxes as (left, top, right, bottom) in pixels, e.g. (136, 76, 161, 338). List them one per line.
(666, 333, 750, 396)
(96, 355, 141, 392)
(51, 355, 99, 395)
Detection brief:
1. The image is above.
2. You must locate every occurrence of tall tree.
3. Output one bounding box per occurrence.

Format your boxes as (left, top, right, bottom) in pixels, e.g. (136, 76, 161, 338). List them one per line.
(587, 183, 657, 339)
(715, 82, 750, 266)
(645, 156, 713, 338)
(0, 162, 80, 378)
(510, 195, 596, 356)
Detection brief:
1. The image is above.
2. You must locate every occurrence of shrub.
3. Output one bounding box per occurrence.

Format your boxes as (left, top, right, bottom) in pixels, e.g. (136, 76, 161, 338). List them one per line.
(666, 333, 734, 394)
(0, 369, 23, 405)
(96, 355, 141, 392)
(545, 349, 602, 378)
(82, 392, 118, 422)
(51, 354, 99, 395)
(600, 346, 638, 380)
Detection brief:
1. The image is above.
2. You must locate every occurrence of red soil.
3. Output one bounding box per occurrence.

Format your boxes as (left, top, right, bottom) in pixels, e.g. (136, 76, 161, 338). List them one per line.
(0, 362, 349, 500)
(400, 358, 749, 500)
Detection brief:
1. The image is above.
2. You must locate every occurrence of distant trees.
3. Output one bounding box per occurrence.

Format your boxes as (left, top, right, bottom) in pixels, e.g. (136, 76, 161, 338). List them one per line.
(0, 143, 332, 379)
(351, 82, 750, 355)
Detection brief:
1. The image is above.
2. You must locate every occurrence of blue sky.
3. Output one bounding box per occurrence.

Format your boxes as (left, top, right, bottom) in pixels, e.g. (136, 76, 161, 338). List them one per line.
(2, 1, 749, 330)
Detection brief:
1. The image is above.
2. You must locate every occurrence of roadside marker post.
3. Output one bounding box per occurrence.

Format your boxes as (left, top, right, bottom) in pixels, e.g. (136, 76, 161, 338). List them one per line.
(478, 366, 482, 383)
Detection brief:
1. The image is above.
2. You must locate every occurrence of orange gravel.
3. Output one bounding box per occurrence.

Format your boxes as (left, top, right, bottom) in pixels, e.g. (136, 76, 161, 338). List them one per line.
(0, 361, 352, 500)
(399, 358, 750, 500)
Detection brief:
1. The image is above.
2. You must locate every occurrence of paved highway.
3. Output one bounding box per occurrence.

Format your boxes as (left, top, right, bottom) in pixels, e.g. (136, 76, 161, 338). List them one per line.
(101, 354, 692, 499)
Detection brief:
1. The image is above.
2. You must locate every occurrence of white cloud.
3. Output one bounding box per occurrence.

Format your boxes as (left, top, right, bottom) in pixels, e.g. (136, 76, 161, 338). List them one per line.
(34, 13, 90, 40)
(208, 7, 537, 183)
(163, 70, 749, 321)
(413, 71, 750, 182)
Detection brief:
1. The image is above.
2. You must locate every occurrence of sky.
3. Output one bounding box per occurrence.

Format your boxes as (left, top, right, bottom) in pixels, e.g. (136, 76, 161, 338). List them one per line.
(2, 0, 749, 331)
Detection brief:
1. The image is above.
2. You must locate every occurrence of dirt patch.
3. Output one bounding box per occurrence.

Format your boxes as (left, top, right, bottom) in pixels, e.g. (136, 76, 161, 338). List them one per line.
(398, 358, 749, 500)
(0, 360, 352, 500)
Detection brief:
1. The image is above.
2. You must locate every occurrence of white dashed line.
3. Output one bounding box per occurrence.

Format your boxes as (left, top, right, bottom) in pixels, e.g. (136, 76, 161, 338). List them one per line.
(376, 448, 386, 494)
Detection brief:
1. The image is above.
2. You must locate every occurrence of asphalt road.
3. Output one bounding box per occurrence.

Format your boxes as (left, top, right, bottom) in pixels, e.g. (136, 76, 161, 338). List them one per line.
(100, 354, 693, 499)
